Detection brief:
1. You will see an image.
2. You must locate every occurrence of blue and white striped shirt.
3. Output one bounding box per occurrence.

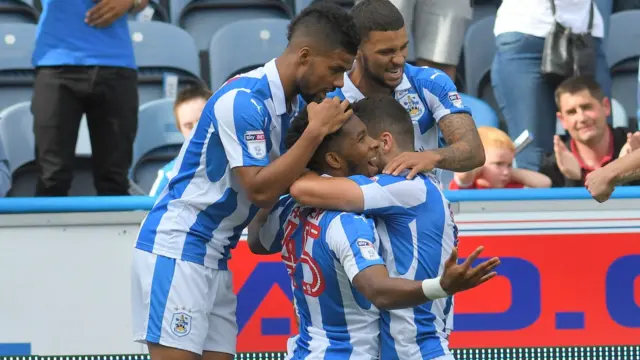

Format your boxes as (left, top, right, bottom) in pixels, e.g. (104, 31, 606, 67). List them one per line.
(136, 59, 298, 270)
(260, 195, 385, 360)
(350, 173, 459, 360)
(328, 64, 471, 180)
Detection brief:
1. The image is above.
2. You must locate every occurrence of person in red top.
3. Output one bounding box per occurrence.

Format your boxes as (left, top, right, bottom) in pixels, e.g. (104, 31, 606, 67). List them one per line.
(449, 126, 551, 190)
(540, 76, 640, 187)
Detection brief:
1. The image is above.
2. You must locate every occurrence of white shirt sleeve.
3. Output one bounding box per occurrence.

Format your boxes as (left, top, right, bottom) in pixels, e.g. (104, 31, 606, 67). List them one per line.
(325, 213, 384, 282)
(349, 174, 426, 217)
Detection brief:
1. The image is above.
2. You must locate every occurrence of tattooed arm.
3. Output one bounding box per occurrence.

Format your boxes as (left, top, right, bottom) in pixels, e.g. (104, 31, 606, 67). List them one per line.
(434, 113, 485, 172)
(585, 149, 640, 202)
(384, 113, 485, 178)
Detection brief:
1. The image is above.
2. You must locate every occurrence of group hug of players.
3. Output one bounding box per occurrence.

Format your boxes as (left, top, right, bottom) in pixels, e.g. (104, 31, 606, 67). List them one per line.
(132, 1, 519, 359)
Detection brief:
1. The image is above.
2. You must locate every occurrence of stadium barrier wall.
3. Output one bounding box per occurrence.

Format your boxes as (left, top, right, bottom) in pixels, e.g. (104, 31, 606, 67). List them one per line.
(0, 187, 639, 359)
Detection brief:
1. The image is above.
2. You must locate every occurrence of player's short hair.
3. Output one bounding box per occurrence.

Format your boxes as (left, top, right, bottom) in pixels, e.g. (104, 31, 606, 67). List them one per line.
(352, 96, 414, 151)
(350, 0, 405, 41)
(287, 2, 360, 55)
(173, 85, 213, 129)
(285, 102, 352, 173)
(554, 75, 605, 111)
(477, 126, 515, 152)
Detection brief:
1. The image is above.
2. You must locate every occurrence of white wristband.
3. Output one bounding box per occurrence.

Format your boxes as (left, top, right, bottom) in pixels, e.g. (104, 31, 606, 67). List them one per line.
(421, 277, 449, 300)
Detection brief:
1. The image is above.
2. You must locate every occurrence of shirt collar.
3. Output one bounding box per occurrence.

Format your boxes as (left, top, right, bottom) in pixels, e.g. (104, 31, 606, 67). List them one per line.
(340, 69, 412, 101)
(570, 125, 614, 171)
(264, 58, 298, 116)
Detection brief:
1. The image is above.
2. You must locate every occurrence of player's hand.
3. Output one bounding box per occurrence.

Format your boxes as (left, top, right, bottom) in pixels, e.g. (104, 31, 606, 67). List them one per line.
(439, 246, 500, 295)
(553, 135, 582, 181)
(585, 166, 616, 203)
(383, 151, 441, 179)
(86, 0, 134, 28)
(306, 97, 352, 137)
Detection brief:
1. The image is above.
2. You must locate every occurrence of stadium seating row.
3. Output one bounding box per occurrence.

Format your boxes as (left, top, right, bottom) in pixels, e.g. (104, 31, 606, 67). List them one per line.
(0, 91, 500, 196)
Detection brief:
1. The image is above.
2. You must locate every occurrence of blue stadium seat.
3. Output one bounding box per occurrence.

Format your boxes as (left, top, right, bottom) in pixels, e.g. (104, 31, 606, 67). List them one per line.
(0, 102, 102, 197)
(606, 10, 640, 119)
(0, 0, 39, 24)
(128, 21, 204, 105)
(463, 15, 495, 99)
(0, 101, 34, 175)
(209, 18, 289, 89)
(176, 0, 291, 52)
(0, 23, 36, 114)
(460, 93, 500, 128)
(131, 98, 185, 193)
(611, 98, 629, 128)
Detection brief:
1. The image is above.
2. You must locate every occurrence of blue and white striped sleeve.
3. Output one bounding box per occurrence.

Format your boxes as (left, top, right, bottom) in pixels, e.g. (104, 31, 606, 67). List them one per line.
(415, 67, 471, 122)
(349, 174, 426, 216)
(149, 159, 176, 197)
(326, 213, 384, 282)
(259, 195, 298, 253)
(213, 89, 270, 169)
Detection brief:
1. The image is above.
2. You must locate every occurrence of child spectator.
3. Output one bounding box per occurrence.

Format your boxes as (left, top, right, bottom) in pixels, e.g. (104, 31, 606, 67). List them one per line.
(449, 127, 552, 190)
(149, 86, 212, 196)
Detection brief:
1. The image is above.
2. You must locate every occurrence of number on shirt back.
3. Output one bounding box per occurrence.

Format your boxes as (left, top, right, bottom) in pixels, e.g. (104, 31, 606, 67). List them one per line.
(281, 207, 326, 297)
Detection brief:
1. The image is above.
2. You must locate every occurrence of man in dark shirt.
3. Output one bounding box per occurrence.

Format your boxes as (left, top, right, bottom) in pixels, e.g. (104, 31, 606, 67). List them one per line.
(540, 75, 640, 187)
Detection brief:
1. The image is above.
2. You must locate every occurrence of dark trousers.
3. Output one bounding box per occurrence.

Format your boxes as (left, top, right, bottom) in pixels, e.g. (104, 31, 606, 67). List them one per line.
(31, 66, 139, 196)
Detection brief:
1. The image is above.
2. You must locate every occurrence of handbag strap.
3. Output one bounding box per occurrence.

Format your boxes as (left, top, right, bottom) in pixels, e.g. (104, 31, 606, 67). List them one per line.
(548, 0, 595, 32)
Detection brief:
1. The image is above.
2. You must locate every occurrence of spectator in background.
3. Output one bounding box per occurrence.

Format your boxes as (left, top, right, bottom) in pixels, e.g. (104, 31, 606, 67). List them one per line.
(354, 0, 472, 81)
(0, 138, 10, 197)
(31, 0, 148, 196)
(449, 126, 552, 190)
(540, 76, 640, 187)
(149, 86, 212, 197)
(491, 0, 612, 172)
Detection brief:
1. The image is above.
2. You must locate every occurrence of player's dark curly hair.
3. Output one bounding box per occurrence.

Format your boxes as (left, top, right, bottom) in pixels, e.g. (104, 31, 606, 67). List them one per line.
(351, 0, 405, 41)
(285, 102, 352, 172)
(287, 1, 360, 55)
(352, 96, 414, 152)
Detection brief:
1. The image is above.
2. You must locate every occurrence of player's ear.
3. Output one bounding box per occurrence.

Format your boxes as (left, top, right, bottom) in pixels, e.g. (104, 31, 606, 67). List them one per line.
(298, 47, 311, 66)
(379, 132, 394, 153)
(325, 152, 342, 170)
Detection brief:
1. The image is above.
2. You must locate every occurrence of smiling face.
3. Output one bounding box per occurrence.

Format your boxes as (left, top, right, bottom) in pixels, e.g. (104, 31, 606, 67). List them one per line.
(557, 89, 611, 146)
(358, 27, 409, 90)
(314, 114, 380, 178)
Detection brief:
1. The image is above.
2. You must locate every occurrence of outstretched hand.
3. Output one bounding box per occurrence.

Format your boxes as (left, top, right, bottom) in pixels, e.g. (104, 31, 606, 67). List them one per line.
(440, 246, 500, 295)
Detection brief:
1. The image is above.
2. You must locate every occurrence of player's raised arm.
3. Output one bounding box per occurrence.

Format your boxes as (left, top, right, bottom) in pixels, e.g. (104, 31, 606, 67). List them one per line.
(329, 214, 500, 310)
(218, 94, 351, 208)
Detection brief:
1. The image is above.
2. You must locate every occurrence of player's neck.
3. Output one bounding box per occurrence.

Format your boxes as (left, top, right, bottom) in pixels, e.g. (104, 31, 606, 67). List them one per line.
(349, 66, 393, 98)
(380, 148, 403, 170)
(275, 55, 299, 108)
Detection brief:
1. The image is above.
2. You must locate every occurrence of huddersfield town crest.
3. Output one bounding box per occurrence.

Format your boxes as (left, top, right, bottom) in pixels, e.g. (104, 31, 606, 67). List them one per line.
(397, 91, 425, 121)
(171, 312, 192, 337)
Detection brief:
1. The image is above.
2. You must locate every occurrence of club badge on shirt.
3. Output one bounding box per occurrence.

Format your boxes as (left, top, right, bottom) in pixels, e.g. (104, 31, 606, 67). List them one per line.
(245, 130, 267, 159)
(396, 90, 426, 121)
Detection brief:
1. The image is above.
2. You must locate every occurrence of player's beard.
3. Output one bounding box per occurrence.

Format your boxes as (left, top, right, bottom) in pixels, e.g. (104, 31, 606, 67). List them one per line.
(298, 67, 326, 104)
(362, 54, 397, 91)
